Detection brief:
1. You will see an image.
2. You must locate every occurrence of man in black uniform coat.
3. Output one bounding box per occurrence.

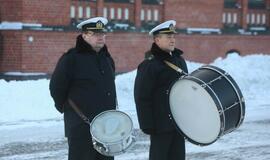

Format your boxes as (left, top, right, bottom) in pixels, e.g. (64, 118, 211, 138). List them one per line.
(50, 17, 116, 160)
(134, 20, 188, 160)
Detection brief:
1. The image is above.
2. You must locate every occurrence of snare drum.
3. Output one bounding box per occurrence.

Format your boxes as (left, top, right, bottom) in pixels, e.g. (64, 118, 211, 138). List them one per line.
(169, 65, 245, 146)
(90, 110, 135, 156)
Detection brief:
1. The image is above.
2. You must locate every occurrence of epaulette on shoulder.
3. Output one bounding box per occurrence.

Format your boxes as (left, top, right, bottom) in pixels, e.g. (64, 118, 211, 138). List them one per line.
(144, 50, 154, 60)
(145, 54, 154, 60)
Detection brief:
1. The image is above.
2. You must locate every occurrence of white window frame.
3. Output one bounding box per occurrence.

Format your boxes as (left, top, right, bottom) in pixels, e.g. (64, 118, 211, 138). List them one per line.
(110, 8, 115, 19)
(154, 9, 158, 21)
(70, 6, 75, 18)
(78, 6, 83, 18)
(233, 13, 237, 24)
(251, 13, 255, 24)
(103, 8, 107, 18)
(246, 14, 250, 24)
(140, 9, 145, 21)
(86, 7, 91, 18)
(227, 13, 231, 24)
(222, 13, 226, 23)
(124, 8, 129, 20)
(256, 14, 261, 25)
(147, 9, 151, 21)
(262, 14, 266, 25)
(117, 8, 122, 20)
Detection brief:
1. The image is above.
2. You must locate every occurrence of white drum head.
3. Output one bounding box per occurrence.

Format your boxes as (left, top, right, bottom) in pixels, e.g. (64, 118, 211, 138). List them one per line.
(90, 110, 133, 143)
(169, 79, 221, 144)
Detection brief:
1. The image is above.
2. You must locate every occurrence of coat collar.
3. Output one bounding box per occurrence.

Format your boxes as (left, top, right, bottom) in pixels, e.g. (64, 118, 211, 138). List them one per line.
(150, 43, 183, 61)
(75, 34, 108, 54)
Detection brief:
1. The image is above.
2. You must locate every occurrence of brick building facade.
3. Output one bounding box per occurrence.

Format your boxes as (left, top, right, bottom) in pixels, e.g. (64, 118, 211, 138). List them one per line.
(0, 0, 270, 74)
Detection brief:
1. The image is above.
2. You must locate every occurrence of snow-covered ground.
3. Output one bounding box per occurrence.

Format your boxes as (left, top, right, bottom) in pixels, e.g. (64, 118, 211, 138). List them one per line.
(0, 53, 270, 160)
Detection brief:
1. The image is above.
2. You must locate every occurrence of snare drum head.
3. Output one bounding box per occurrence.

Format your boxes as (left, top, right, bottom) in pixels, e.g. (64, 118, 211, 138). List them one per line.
(169, 79, 221, 144)
(90, 110, 133, 143)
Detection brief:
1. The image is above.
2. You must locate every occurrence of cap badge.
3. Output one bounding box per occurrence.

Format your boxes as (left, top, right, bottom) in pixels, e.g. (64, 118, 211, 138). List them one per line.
(169, 23, 175, 32)
(96, 21, 103, 29)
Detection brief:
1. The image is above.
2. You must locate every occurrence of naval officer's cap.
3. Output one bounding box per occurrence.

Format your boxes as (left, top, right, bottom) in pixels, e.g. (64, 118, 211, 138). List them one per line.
(149, 20, 177, 36)
(77, 17, 108, 32)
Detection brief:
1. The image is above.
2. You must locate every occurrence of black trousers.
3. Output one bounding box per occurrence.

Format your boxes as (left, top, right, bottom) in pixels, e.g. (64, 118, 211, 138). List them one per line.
(67, 137, 114, 160)
(149, 131, 185, 160)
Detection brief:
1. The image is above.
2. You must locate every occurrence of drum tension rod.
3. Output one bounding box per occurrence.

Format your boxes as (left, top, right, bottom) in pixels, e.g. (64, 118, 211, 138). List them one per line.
(219, 102, 240, 113)
(201, 76, 223, 88)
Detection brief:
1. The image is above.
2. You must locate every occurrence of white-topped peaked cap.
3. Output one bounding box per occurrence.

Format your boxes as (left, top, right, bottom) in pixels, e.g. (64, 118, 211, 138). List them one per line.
(149, 20, 177, 36)
(77, 17, 108, 32)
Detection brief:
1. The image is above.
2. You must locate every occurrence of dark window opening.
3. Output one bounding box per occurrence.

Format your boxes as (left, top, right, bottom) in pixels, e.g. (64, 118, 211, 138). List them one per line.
(226, 49, 241, 55)
(142, 0, 162, 5)
(224, 0, 240, 8)
(248, 0, 266, 9)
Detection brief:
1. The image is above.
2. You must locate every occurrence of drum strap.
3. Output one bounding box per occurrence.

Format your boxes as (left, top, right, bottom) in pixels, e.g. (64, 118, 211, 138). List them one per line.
(68, 99, 90, 124)
(164, 60, 187, 75)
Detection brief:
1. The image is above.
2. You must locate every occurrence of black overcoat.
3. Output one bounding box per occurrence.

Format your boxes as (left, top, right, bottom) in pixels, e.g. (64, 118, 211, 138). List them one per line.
(50, 35, 116, 138)
(134, 43, 188, 134)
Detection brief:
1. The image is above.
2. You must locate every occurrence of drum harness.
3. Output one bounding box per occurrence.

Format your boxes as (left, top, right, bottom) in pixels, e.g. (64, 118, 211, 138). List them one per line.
(164, 60, 187, 75)
(68, 98, 91, 124)
(68, 98, 119, 125)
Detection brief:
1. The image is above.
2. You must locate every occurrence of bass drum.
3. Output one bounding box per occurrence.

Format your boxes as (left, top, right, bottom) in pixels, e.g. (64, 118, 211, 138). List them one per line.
(90, 110, 135, 156)
(169, 65, 245, 146)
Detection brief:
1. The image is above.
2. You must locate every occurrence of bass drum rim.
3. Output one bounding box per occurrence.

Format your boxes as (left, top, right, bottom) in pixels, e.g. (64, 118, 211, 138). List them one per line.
(167, 65, 245, 146)
(168, 78, 222, 146)
(200, 65, 245, 128)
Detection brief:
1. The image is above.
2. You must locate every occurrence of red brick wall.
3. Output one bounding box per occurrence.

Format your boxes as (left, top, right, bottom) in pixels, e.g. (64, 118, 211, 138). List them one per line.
(106, 32, 152, 72)
(1, 31, 270, 73)
(164, 0, 224, 29)
(0, 31, 22, 71)
(0, 0, 23, 22)
(21, 0, 71, 26)
(20, 31, 77, 72)
(0, 0, 70, 26)
(0, 31, 150, 73)
(176, 34, 270, 63)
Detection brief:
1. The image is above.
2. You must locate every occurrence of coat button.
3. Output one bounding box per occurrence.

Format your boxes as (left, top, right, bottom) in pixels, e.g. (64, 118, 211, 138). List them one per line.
(107, 92, 111, 96)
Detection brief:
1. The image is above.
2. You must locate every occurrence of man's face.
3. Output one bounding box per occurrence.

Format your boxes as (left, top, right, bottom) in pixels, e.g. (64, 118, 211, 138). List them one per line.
(82, 31, 106, 51)
(154, 33, 176, 52)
